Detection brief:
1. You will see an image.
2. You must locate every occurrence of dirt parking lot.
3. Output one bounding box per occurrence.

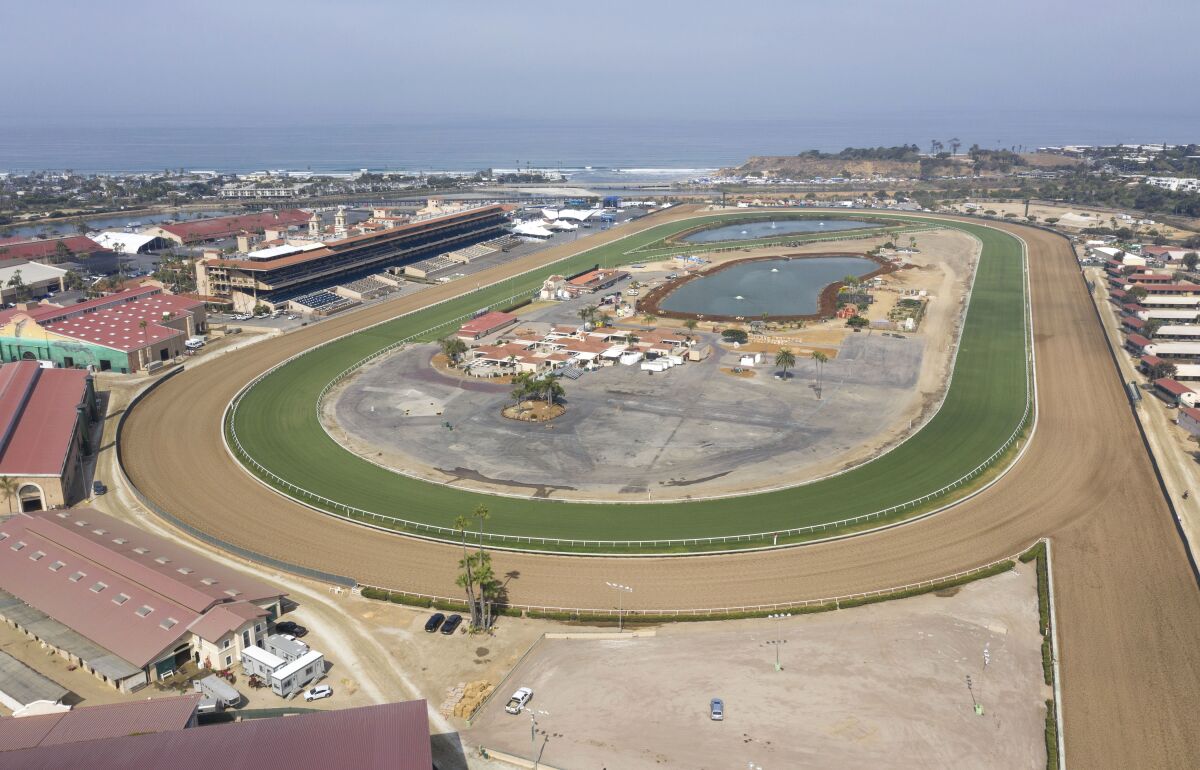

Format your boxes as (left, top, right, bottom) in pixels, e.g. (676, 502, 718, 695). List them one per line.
(469, 568, 1046, 769)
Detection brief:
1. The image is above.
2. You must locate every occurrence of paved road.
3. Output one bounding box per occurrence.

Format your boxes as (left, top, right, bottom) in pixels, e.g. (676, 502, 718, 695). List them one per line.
(121, 209, 1200, 767)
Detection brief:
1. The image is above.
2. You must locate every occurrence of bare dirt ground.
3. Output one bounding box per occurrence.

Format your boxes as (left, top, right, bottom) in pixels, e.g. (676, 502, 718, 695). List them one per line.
(948, 201, 1196, 240)
(471, 568, 1046, 770)
(119, 210, 1200, 767)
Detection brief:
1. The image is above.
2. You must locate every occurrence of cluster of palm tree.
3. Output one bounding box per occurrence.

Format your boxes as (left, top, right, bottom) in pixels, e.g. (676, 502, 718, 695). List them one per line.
(453, 505, 501, 630)
(812, 350, 829, 398)
(439, 336, 468, 367)
(577, 304, 600, 327)
(510, 371, 565, 411)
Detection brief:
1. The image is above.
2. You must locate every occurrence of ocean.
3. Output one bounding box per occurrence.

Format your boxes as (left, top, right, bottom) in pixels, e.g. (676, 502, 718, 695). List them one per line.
(0, 111, 1195, 176)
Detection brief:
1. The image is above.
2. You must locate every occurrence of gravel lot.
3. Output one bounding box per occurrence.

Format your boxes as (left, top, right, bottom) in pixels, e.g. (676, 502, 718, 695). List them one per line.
(470, 567, 1046, 769)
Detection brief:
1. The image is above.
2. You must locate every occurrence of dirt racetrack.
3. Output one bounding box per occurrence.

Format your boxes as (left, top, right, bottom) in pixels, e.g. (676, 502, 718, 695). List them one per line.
(122, 208, 1200, 767)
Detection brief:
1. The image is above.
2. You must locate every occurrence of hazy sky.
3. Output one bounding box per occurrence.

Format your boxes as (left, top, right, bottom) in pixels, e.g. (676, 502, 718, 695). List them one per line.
(2, 0, 1197, 125)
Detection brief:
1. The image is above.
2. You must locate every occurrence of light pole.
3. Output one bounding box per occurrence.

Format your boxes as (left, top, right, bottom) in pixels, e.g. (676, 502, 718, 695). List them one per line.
(528, 708, 550, 769)
(606, 582, 633, 632)
(767, 612, 791, 671)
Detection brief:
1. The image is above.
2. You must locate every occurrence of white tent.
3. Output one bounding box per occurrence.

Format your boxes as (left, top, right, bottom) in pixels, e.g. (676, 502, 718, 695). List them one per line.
(512, 222, 553, 238)
(547, 219, 577, 231)
(89, 231, 163, 254)
(555, 208, 601, 222)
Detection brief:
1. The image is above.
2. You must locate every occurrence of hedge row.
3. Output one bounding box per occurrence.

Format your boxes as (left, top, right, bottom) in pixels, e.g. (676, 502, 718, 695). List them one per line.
(1045, 698, 1060, 769)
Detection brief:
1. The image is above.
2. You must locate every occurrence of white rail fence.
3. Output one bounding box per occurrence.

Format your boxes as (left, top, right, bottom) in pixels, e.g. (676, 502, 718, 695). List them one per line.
(359, 541, 1040, 616)
(223, 213, 1033, 552)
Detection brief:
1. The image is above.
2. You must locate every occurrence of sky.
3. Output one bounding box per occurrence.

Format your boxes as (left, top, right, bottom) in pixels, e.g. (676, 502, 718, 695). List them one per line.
(1, 0, 1198, 127)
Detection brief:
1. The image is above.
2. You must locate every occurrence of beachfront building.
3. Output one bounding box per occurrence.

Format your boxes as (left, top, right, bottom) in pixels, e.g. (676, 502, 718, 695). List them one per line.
(0, 360, 99, 511)
(193, 205, 508, 312)
(0, 287, 207, 373)
(0, 508, 286, 692)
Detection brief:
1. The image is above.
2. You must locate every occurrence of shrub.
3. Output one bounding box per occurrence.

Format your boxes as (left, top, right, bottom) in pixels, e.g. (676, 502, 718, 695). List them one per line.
(360, 586, 387, 600)
(721, 328, 748, 344)
(1042, 636, 1053, 685)
(1045, 699, 1060, 769)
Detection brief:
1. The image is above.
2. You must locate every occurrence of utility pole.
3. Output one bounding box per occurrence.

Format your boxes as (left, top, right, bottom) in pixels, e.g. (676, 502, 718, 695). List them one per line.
(606, 581, 633, 632)
(767, 612, 791, 670)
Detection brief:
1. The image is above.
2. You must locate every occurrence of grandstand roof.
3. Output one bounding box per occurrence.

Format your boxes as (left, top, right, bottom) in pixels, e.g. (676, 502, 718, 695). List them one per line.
(212, 205, 506, 271)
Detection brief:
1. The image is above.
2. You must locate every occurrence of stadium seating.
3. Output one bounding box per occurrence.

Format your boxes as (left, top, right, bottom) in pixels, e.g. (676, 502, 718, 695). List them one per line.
(292, 290, 355, 314)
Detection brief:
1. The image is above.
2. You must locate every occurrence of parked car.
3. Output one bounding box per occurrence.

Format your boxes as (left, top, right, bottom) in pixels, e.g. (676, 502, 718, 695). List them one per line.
(505, 687, 533, 714)
(92, 480, 107, 496)
(303, 684, 333, 702)
(626, 289, 639, 296)
(440, 614, 463, 635)
(424, 612, 446, 633)
(274, 620, 307, 637)
(710, 698, 724, 721)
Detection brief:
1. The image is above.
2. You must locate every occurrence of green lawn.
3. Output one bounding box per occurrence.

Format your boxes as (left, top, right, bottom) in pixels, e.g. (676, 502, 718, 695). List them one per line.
(229, 212, 1029, 550)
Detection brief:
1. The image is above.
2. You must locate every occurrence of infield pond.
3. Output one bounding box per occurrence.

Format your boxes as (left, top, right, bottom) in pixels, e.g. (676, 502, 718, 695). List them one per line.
(658, 256, 877, 317)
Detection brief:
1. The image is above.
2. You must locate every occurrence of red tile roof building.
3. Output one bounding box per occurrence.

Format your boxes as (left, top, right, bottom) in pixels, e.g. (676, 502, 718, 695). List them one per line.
(0, 287, 207, 373)
(457, 310, 519, 341)
(0, 700, 432, 769)
(144, 210, 313, 245)
(0, 361, 98, 510)
(0, 236, 111, 263)
(0, 508, 285, 692)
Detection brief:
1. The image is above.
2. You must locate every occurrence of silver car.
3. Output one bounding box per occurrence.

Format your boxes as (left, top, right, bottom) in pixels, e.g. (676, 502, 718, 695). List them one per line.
(709, 698, 724, 721)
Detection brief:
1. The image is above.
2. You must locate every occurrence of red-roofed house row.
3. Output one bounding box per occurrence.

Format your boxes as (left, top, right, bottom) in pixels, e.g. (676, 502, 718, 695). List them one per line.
(0, 508, 286, 692)
(0, 287, 207, 373)
(142, 210, 313, 245)
(0, 236, 111, 263)
(0, 360, 99, 510)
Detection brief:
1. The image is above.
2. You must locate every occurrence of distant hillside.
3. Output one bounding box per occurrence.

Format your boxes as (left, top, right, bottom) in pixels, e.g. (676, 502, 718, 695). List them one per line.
(725, 155, 924, 179)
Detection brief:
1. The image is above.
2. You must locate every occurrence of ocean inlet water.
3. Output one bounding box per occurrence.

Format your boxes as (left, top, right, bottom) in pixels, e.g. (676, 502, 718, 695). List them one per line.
(680, 218, 878, 243)
(659, 256, 877, 317)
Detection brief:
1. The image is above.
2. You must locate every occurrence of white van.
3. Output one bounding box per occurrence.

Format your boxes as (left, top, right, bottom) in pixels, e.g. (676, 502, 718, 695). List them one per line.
(185, 337, 205, 350)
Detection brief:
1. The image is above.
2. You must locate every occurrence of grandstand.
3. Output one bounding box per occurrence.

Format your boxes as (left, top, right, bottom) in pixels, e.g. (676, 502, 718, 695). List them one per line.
(404, 254, 458, 278)
(289, 289, 358, 316)
(194, 205, 508, 312)
(449, 243, 497, 261)
(337, 276, 392, 300)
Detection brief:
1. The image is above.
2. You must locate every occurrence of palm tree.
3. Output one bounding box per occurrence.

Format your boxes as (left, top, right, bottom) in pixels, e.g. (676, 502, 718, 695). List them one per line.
(578, 304, 598, 326)
(641, 313, 657, 326)
(453, 514, 480, 626)
(439, 336, 467, 366)
(811, 351, 829, 398)
(510, 371, 534, 410)
(472, 504, 491, 627)
(0, 476, 18, 514)
(683, 318, 698, 338)
(775, 348, 796, 379)
(541, 376, 565, 407)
